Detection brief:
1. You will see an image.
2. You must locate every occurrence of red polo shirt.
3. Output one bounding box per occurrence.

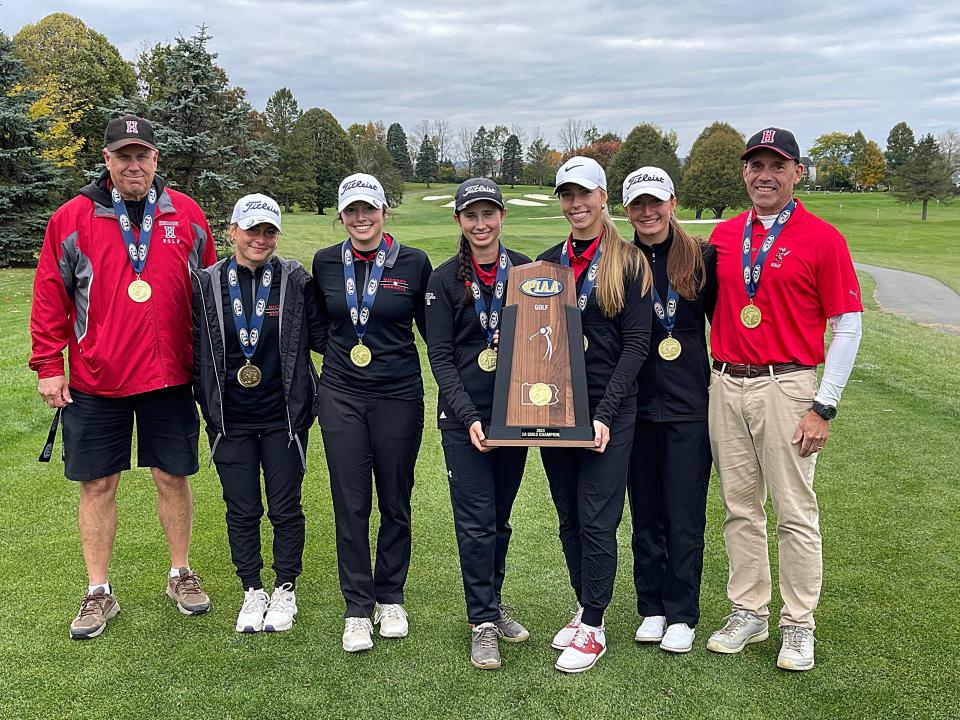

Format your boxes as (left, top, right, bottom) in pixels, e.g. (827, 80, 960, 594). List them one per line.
(709, 199, 862, 366)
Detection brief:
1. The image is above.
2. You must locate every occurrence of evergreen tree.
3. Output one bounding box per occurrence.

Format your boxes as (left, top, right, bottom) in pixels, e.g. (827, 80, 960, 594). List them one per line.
(386, 123, 413, 181)
(265, 87, 311, 212)
(607, 123, 682, 206)
(885, 121, 916, 178)
(524, 136, 553, 186)
(677, 122, 748, 219)
(891, 134, 954, 222)
(415, 137, 438, 187)
(120, 27, 276, 236)
(0, 33, 62, 266)
(292, 108, 357, 214)
(471, 126, 493, 177)
(501, 134, 523, 187)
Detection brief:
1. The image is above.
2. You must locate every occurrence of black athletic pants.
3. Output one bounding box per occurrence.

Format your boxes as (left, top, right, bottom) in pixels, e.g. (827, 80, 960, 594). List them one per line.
(210, 427, 308, 590)
(628, 419, 711, 626)
(540, 412, 635, 627)
(441, 429, 528, 625)
(317, 385, 424, 618)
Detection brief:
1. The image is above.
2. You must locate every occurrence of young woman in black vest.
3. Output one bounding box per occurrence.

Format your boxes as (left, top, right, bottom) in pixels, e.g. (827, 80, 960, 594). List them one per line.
(622, 167, 716, 654)
(312, 173, 432, 653)
(192, 194, 323, 634)
(537, 157, 652, 673)
(425, 179, 531, 670)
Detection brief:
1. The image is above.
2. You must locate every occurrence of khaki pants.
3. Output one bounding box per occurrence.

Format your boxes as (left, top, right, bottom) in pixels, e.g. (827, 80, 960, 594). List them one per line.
(708, 367, 821, 629)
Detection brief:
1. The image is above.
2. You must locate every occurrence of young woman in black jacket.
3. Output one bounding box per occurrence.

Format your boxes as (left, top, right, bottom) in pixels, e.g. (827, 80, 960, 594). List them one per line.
(538, 157, 653, 674)
(622, 167, 717, 654)
(312, 173, 432, 653)
(192, 193, 324, 634)
(425, 179, 531, 670)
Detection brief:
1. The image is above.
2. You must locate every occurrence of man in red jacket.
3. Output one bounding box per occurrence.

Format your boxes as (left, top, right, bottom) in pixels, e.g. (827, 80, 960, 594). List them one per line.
(30, 114, 218, 639)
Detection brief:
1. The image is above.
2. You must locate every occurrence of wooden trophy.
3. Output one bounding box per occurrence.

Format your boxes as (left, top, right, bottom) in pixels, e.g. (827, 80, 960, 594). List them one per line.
(484, 261, 594, 447)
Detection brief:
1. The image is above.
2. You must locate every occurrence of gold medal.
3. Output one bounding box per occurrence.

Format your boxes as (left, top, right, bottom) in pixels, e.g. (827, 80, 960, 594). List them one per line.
(583, 336, 589, 352)
(128, 278, 152, 303)
(528, 382, 553, 407)
(740, 303, 762, 329)
(237, 361, 262, 388)
(478, 347, 498, 372)
(350, 342, 372, 367)
(658, 336, 682, 361)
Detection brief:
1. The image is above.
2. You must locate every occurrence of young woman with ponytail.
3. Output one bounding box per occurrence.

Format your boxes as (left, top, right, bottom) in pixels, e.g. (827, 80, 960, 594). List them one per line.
(537, 157, 653, 673)
(621, 167, 717, 654)
(425, 178, 532, 670)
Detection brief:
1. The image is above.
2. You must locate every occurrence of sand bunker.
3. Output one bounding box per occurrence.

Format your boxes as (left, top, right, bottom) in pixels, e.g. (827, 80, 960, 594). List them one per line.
(507, 199, 546, 207)
(524, 194, 553, 201)
(442, 201, 455, 207)
(423, 195, 452, 201)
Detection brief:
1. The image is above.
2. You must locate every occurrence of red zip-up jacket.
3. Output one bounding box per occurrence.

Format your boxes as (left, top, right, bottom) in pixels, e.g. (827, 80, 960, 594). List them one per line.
(29, 177, 217, 397)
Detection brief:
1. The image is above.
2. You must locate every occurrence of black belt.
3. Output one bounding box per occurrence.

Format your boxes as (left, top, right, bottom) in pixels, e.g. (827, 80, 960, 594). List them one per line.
(712, 360, 814, 379)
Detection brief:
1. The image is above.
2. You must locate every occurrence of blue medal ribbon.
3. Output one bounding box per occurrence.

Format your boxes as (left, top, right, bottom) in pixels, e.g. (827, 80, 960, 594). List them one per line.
(471, 245, 511, 345)
(741, 199, 796, 301)
(342, 235, 388, 345)
(560, 234, 604, 312)
(110, 184, 158, 278)
(227, 258, 273, 362)
(651, 281, 679, 334)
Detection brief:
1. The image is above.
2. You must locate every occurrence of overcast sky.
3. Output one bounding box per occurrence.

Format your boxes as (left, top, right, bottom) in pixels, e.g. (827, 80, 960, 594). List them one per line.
(6, 1, 959, 155)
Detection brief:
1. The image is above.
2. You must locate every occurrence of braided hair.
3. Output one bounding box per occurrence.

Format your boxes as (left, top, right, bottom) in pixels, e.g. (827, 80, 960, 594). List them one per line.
(456, 233, 475, 305)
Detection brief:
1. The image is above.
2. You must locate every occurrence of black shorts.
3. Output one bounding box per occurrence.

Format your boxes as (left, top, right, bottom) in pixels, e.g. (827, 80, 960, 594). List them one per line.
(61, 385, 200, 482)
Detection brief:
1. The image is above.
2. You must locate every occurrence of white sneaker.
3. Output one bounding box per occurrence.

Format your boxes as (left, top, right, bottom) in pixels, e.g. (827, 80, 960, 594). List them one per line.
(706, 609, 769, 654)
(374, 603, 408, 638)
(660, 622, 695, 653)
(777, 626, 815, 671)
(235, 587, 269, 633)
(264, 583, 297, 632)
(555, 623, 606, 673)
(550, 605, 584, 649)
(342, 616, 374, 652)
(635, 615, 667, 642)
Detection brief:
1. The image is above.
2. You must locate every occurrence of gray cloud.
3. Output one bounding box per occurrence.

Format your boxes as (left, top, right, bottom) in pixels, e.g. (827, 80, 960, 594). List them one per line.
(6, 0, 959, 154)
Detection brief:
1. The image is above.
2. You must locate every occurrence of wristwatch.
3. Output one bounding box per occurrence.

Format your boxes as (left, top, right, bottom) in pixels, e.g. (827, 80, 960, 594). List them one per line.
(811, 401, 837, 421)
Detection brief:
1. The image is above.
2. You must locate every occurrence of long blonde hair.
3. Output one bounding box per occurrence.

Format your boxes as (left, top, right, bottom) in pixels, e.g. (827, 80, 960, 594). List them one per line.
(594, 208, 651, 317)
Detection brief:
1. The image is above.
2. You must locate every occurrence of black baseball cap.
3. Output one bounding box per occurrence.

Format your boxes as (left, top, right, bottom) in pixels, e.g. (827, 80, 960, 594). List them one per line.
(104, 114, 158, 152)
(741, 127, 800, 162)
(455, 178, 504, 212)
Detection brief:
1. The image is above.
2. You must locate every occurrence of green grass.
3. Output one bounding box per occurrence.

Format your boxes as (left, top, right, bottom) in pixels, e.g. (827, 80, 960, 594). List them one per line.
(2, 189, 958, 719)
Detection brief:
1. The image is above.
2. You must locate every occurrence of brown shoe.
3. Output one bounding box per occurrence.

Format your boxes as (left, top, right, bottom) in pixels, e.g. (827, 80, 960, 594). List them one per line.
(70, 589, 120, 639)
(166, 568, 211, 615)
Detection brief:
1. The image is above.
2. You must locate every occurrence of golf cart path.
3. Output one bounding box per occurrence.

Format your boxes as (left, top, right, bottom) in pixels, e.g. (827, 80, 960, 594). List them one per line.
(855, 263, 960, 336)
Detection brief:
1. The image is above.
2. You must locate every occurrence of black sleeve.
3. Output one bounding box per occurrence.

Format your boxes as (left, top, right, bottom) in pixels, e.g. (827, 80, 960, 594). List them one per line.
(594, 274, 653, 427)
(303, 276, 327, 354)
(190, 271, 205, 409)
(425, 272, 482, 430)
(311, 252, 332, 355)
(702, 244, 718, 323)
(413, 254, 433, 342)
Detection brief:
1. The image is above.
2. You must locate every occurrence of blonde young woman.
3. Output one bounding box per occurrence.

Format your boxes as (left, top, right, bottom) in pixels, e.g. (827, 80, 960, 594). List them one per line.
(536, 157, 652, 673)
(621, 167, 716, 654)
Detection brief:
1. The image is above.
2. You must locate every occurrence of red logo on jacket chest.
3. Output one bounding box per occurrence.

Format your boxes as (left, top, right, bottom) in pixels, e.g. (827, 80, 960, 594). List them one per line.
(381, 277, 409, 292)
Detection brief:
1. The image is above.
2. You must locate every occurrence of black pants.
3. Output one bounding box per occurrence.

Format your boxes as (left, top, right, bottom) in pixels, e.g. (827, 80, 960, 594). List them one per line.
(317, 385, 424, 618)
(628, 419, 711, 626)
(441, 429, 528, 625)
(210, 427, 308, 590)
(540, 412, 635, 627)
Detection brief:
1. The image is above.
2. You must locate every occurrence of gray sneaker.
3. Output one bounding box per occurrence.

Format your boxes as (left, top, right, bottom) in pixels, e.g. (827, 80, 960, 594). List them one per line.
(706, 609, 769, 654)
(495, 604, 529, 642)
(69, 589, 120, 639)
(471, 622, 502, 669)
(777, 626, 815, 671)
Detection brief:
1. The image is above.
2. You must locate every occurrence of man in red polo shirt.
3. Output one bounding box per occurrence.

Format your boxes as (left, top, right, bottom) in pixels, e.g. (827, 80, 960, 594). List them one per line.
(30, 114, 218, 639)
(705, 127, 863, 670)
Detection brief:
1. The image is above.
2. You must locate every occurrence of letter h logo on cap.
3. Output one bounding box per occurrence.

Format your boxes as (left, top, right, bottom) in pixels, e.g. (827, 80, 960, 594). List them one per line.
(126, 120, 139, 134)
(761, 129, 776, 144)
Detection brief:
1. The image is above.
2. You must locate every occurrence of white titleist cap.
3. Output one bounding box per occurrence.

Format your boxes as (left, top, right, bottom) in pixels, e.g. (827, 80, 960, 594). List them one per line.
(338, 173, 386, 213)
(231, 193, 281, 231)
(555, 156, 607, 192)
(622, 166, 675, 206)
